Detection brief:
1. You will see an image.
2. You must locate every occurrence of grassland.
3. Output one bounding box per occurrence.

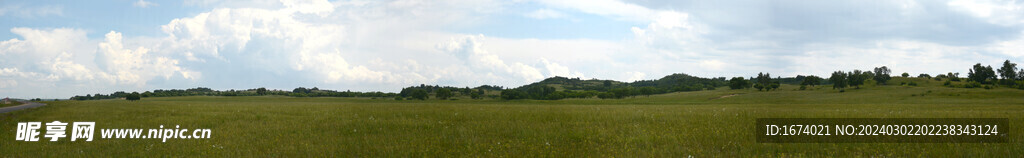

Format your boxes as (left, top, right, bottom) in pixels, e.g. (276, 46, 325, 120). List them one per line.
(0, 100, 21, 108)
(1, 77, 1022, 157)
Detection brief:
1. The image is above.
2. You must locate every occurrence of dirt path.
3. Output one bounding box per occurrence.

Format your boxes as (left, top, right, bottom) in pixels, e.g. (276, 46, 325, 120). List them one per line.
(0, 101, 45, 113)
(710, 93, 741, 100)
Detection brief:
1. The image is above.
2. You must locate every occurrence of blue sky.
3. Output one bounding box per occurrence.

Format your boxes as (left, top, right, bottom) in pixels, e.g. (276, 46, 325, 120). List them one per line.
(1, 0, 1024, 98)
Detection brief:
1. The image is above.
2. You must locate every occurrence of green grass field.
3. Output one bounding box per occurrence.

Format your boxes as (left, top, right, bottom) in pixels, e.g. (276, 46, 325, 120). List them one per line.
(0, 100, 21, 108)
(2, 78, 1023, 157)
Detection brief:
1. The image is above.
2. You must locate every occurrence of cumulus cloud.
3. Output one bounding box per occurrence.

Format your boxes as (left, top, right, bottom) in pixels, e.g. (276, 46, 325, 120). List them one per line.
(438, 35, 545, 82)
(540, 58, 584, 78)
(280, 0, 334, 16)
(96, 31, 198, 85)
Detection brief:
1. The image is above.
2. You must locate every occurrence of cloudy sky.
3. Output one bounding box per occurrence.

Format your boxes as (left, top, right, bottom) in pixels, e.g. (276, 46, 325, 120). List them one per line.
(1, 0, 1023, 98)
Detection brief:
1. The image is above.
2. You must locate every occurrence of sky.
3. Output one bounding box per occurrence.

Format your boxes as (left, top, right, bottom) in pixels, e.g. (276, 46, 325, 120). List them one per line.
(1, 0, 1023, 99)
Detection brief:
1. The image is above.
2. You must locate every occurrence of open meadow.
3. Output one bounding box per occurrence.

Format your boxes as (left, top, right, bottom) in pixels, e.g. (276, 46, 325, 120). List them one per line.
(2, 78, 1023, 157)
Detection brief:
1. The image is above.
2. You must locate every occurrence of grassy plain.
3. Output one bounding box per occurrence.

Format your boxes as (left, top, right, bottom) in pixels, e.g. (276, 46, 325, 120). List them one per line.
(1, 77, 1022, 157)
(0, 100, 21, 108)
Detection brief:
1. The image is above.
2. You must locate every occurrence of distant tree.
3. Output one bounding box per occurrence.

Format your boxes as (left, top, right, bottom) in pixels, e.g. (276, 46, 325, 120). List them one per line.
(126, 92, 141, 101)
(728, 77, 750, 89)
(436, 88, 452, 100)
(830, 71, 848, 90)
(917, 74, 931, 78)
(410, 89, 429, 100)
(873, 66, 892, 85)
(968, 63, 997, 84)
(603, 80, 612, 87)
(901, 72, 909, 78)
(754, 72, 772, 91)
(597, 92, 615, 99)
(293, 87, 310, 93)
(470, 92, 481, 99)
(848, 70, 868, 88)
(638, 87, 657, 97)
(947, 72, 961, 81)
(998, 60, 1018, 84)
(256, 87, 268, 95)
(1020, 69, 1024, 81)
(770, 81, 780, 90)
(800, 75, 822, 87)
(500, 89, 527, 100)
(610, 87, 634, 98)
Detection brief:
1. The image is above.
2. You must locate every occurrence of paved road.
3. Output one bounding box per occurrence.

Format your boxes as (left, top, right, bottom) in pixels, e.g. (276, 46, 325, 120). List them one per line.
(0, 101, 45, 113)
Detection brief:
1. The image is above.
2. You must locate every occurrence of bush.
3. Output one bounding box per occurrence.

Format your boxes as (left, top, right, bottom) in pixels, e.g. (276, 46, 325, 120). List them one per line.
(907, 82, 918, 86)
(964, 82, 982, 88)
(126, 92, 141, 101)
(597, 92, 615, 99)
(500, 89, 528, 100)
(470, 93, 481, 99)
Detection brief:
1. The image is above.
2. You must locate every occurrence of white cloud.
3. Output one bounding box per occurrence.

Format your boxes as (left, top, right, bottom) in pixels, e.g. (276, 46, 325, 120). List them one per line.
(540, 58, 584, 78)
(698, 60, 725, 71)
(0, 5, 63, 18)
(525, 9, 567, 19)
(438, 34, 545, 82)
(45, 52, 96, 81)
(990, 32, 1024, 57)
(786, 40, 1003, 77)
(96, 31, 198, 85)
(538, 0, 657, 22)
(947, 0, 1024, 26)
(280, 0, 334, 16)
(133, 0, 159, 8)
(8, 0, 1024, 98)
(625, 71, 646, 81)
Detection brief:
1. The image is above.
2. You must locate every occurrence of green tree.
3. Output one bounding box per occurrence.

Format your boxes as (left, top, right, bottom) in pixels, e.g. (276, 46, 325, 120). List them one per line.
(638, 87, 657, 97)
(848, 70, 868, 88)
(947, 72, 961, 81)
(410, 89, 429, 100)
(968, 63, 996, 84)
(901, 72, 909, 78)
(436, 88, 452, 100)
(998, 60, 1018, 84)
(500, 89, 527, 100)
(256, 87, 268, 95)
(917, 74, 931, 78)
(470, 92, 481, 99)
(126, 92, 141, 101)
(830, 71, 848, 90)
(596, 92, 615, 99)
(800, 75, 822, 87)
(754, 72, 772, 91)
(728, 77, 750, 89)
(873, 66, 892, 85)
(610, 87, 634, 98)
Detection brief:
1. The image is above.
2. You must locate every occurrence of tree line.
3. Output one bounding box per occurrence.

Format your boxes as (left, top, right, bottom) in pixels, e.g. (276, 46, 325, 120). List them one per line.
(69, 60, 1024, 101)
